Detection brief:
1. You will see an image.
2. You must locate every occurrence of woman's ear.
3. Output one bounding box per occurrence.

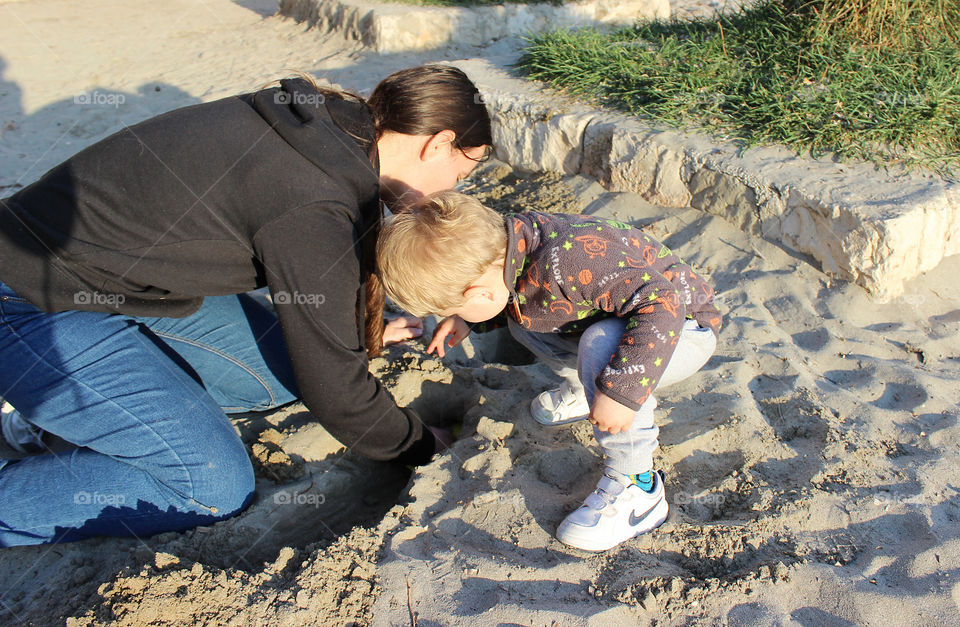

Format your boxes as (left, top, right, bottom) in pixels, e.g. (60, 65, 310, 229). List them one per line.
(419, 129, 457, 162)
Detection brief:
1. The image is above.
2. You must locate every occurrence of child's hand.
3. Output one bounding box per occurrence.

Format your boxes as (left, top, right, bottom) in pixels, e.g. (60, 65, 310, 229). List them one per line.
(427, 316, 471, 358)
(589, 391, 636, 434)
(382, 316, 423, 346)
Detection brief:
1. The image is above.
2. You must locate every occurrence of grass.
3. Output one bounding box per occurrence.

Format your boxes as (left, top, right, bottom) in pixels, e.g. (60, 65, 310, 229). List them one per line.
(517, 0, 960, 175)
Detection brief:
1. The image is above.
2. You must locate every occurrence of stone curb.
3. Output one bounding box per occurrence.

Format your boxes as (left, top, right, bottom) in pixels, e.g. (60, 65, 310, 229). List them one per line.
(452, 58, 959, 297)
(278, 0, 669, 53)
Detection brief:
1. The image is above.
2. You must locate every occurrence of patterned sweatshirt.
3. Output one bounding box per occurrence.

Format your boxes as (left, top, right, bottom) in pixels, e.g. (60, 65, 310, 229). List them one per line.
(501, 211, 722, 411)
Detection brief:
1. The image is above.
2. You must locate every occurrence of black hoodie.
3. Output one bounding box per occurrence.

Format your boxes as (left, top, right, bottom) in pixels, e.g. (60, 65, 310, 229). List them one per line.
(0, 79, 435, 465)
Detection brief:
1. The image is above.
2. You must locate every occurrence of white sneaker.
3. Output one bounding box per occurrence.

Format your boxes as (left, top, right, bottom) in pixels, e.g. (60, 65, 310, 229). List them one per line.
(1, 400, 45, 455)
(556, 468, 668, 552)
(530, 382, 590, 426)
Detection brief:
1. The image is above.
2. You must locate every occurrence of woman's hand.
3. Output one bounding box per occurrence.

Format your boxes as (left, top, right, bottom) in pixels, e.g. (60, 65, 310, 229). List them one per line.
(382, 316, 423, 346)
(426, 316, 471, 358)
(589, 391, 636, 434)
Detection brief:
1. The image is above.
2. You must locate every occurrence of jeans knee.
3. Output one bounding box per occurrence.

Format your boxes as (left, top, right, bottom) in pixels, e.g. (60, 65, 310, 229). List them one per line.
(219, 460, 255, 517)
(190, 441, 255, 518)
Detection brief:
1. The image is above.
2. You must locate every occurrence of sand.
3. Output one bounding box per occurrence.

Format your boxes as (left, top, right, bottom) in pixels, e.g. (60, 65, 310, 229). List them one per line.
(1, 1, 959, 625)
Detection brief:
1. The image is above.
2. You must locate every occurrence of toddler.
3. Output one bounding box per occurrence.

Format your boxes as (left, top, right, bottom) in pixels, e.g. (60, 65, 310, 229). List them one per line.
(377, 191, 721, 551)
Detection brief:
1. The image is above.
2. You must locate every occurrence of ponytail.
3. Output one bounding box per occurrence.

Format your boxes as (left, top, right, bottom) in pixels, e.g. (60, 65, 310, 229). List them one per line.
(364, 271, 386, 358)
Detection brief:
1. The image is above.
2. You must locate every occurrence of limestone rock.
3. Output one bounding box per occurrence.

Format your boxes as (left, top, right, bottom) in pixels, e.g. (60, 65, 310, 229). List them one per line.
(476, 416, 514, 442)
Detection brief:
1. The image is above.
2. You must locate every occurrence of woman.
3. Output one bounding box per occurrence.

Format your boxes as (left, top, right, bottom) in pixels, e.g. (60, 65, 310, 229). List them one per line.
(0, 65, 492, 546)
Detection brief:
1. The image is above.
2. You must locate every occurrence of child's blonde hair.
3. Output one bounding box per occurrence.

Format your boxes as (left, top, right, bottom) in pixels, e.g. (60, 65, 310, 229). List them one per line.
(377, 190, 507, 317)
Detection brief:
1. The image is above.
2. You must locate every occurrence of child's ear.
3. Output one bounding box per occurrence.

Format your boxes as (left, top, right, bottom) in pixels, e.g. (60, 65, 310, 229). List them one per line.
(462, 284, 495, 303)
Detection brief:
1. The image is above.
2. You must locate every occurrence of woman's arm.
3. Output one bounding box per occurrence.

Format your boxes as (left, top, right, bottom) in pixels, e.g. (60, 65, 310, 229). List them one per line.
(254, 203, 435, 464)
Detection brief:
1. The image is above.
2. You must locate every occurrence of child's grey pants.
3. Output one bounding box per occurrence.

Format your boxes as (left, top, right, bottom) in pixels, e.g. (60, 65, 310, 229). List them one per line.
(508, 317, 716, 475)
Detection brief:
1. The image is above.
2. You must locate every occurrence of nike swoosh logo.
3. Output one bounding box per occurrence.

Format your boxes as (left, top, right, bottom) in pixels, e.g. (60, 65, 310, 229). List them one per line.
(628, 501, 661, 527)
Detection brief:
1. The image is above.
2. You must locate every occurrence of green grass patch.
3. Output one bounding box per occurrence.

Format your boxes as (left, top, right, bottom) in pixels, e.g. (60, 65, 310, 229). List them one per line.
(517, 0, 960, 175)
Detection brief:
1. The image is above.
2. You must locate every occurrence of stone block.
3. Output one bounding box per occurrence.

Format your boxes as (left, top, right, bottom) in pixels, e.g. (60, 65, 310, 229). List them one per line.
(488, 96, 594, 175)
(688, 166, 760, 235)
(279, 0, 670, 53)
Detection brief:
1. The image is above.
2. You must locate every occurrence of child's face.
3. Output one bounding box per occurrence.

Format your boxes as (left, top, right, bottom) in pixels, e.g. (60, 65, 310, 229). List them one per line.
(438, 264, 510, 323)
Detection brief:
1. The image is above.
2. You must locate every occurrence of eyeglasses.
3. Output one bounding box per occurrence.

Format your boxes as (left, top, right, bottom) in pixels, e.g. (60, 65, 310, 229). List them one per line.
(456, 143, 493, 163)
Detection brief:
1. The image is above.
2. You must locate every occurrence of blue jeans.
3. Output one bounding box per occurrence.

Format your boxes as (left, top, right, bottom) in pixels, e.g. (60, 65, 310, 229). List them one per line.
(0, 282, 299, 546)
(509, 317, 716, 474)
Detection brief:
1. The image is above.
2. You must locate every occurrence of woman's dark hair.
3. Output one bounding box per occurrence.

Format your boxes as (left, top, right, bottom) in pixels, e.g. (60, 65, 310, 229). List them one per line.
(367, 64, 493, 158)
(363, 65, 492, 358)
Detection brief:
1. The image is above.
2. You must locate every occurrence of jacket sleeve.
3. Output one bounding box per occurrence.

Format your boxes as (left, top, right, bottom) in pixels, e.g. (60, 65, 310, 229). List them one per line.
(576, 248, 687, 412)
(253, 203, 434, 464)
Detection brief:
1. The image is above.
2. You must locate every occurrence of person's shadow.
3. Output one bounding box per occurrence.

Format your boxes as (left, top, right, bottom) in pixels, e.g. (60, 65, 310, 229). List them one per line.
(231, 0, 278, 16)
(0, 56, 24, 194)
(0, 54, 200, 191)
